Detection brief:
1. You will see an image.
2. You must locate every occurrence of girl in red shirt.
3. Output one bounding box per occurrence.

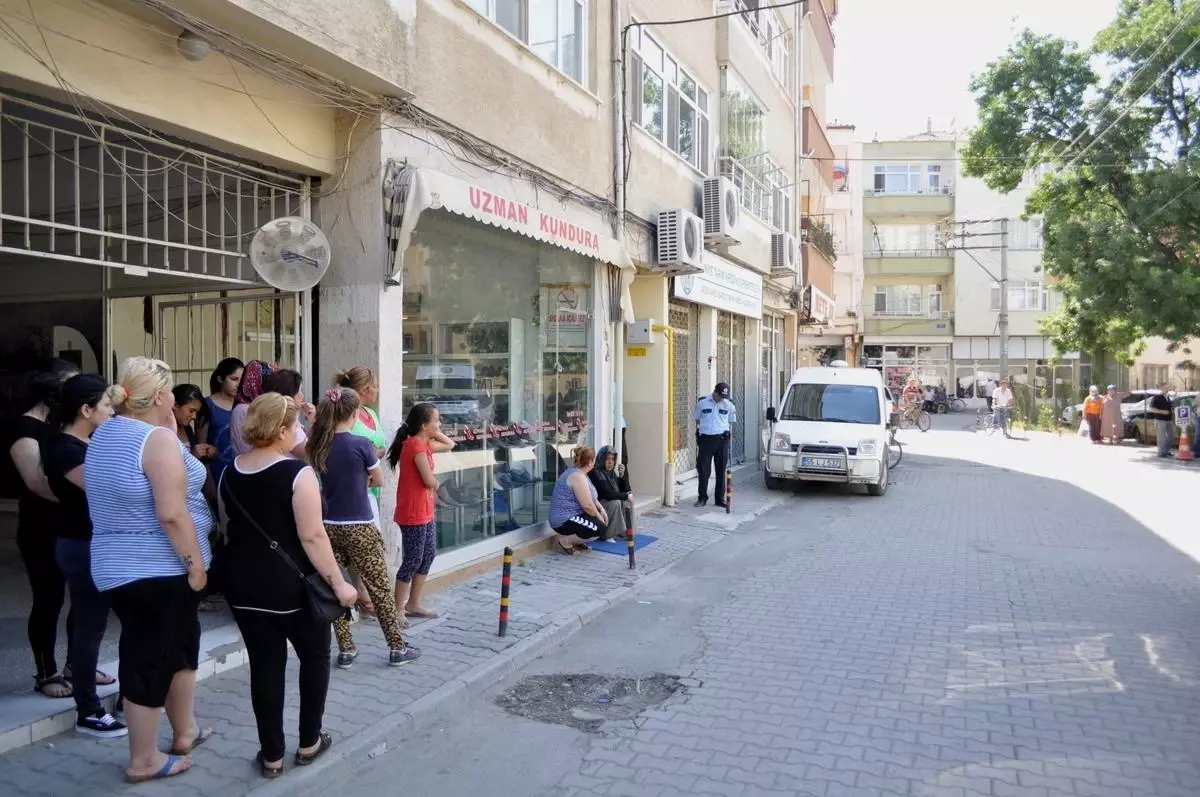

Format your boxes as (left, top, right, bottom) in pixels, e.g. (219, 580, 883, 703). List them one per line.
(386, 403, 455, 625)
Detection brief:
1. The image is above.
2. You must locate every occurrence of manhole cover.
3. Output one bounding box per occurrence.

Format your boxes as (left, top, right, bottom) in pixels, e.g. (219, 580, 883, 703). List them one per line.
(495, 673, 681, 732)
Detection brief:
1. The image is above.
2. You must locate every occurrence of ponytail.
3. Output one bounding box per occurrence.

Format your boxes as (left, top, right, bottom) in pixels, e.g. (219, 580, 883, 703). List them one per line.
(387, 402, 438, 470)
(305, 387, 360, 474)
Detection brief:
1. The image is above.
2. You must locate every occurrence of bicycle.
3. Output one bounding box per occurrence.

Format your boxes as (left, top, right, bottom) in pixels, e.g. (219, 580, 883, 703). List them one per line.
(900, 404, 932, 432)
(949, 397, 967, 412)
(975, 409, 996, 435)
(887, 438, 903, 469)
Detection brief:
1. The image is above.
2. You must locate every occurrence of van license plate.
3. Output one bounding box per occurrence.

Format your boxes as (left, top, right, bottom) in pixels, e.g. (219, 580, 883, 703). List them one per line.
(800, 456, 844, 471)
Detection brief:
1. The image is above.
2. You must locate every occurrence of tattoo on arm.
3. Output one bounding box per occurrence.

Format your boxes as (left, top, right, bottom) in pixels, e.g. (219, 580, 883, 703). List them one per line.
(323, 573, 335, 586)
(181, 554, 194, 569)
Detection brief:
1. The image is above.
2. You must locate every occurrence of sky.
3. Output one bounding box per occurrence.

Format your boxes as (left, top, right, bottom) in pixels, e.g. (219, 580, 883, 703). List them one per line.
(827, 0, 1121, 141)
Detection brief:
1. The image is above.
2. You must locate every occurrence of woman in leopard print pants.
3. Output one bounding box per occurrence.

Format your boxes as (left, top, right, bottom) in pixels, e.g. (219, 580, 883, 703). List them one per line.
(307, 387, 420, 669)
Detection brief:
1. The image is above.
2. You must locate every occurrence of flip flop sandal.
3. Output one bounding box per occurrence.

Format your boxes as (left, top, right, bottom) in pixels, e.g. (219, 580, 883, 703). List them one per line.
(169, 727, 213, 756)
(63, 667, 116, 686)
(294, 731, 332, 766)
(256, 751, 284, 780)
(555, 544, 577, 555)
(573, 543, 592, 552)
(34, 674, 73, 699)
(126, 754, 191, 784)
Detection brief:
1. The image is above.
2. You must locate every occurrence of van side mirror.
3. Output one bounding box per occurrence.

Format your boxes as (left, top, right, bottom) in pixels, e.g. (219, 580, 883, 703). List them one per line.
(888, 411, 900, 429)
(766, 406, 777, 423)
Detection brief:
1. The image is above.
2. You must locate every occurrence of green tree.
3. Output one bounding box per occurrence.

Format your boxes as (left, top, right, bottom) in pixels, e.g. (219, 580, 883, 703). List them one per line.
(961, 0, 1200, 360)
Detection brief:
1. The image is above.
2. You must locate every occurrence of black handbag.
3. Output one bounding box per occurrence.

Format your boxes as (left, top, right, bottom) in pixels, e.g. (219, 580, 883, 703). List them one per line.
(220, 477, 351, 624)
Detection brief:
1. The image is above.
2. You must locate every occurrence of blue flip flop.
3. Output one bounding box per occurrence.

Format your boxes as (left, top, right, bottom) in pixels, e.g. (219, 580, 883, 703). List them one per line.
(126, 754, 191, 784)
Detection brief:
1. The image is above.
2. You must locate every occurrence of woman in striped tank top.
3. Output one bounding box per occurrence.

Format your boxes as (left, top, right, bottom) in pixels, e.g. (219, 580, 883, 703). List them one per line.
(86, 357, 213, 784)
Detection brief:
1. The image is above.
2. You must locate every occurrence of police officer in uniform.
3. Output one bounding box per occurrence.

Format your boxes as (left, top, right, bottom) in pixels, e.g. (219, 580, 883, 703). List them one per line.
(694, 382, 737, 507)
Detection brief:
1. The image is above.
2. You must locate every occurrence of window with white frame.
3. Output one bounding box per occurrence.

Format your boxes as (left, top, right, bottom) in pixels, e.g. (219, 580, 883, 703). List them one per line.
(1011, 217, 1044, 249)
(928, 285, 943, 316)
(630, 27, 710, 174)
(873, 284, 924, 316)
(990, 280, 1049, 311)
(723, 69, 765, 162)
(466, 0, 586, 84)
(872, 164, 923, 194)
(721, 68, 790, 229)
(927, 164, 942, 192)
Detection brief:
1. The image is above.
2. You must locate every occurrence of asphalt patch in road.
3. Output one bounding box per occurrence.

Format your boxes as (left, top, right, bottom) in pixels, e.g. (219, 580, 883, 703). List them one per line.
(495, 673, 681, 733)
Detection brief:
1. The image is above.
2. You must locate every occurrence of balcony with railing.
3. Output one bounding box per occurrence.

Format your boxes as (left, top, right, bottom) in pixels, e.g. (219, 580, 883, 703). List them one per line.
(732, 0, 793, 90)
(803, 107, 836, 192)
(802, 217, 837, 296)
(864, 184, 955, 217)
(721, 155, 791, 232)
(864, 247, 954, 276)
(807, 0, 837, 79)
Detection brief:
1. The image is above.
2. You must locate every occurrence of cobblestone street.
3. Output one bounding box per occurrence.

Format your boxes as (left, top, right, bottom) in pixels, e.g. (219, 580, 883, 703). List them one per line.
(326, 426, 1200, 797)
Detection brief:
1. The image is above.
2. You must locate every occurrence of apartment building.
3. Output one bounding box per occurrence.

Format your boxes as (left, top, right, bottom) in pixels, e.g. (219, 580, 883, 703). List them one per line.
(825, 121, 863, 364)
(794, 0, 842, 365)
(951, 153, 1091, 404)
(859, 133, 956, 393)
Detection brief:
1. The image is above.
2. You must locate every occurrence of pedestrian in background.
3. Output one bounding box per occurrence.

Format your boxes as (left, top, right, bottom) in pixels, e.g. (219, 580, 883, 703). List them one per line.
(307, 386, 418, 669)
(694, 382, 737, 508)
(1100, 385, 1124, 444)
(387, 402, 455, 626)
(87, 357, 212, 784)
(1148, 384, 1174, 458)
(1082, 386, 1104, 444)
(218, 393, 355, 778)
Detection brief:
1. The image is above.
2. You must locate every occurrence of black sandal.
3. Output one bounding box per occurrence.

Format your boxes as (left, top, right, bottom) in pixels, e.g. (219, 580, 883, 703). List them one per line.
(255, 751, 283, 779)
(294, 731, 332, 766)
(34, 674, 73, 699)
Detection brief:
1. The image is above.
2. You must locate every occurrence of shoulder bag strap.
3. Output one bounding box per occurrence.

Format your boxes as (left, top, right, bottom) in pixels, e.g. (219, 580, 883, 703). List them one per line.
(220, 470, 307, 581)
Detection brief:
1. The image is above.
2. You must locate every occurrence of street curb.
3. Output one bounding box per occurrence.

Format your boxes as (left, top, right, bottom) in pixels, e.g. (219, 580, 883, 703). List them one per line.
(247, 529, 732, 797)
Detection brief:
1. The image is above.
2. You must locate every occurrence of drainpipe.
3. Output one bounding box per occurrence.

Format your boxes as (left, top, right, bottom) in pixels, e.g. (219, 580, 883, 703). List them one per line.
(611, 0, 626, 463)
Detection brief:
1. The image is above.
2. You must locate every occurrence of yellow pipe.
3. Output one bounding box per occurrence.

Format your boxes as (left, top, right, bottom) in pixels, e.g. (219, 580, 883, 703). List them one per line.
(652, 324, 674, 466)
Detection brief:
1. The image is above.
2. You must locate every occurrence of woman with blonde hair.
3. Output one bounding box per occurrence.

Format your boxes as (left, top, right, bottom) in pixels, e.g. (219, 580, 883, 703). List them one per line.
(86, 356, 212, 783)
(548, 446, 607, 555)
(307, 386, 419, 669)
(219, 393, 356, 778)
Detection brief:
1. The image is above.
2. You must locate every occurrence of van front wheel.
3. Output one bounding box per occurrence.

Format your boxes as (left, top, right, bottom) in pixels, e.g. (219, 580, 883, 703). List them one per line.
(867, 460, 888, 496)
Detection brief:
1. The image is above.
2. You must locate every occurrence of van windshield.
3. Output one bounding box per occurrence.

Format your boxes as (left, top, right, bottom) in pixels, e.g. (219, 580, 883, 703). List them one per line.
(780, 383, 881, 424)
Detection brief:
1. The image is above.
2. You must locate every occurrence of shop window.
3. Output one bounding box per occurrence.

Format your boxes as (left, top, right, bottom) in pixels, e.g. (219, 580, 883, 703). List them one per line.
(630, 27, 710, 173)
(403, 211, 593, 552)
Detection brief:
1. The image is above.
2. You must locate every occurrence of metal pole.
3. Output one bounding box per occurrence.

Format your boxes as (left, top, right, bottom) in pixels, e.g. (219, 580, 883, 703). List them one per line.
(998, 218, 1009, 382)
(653, 325, 676, 506)
(612, 0, 627, 464)
(626, 527, 636, 569)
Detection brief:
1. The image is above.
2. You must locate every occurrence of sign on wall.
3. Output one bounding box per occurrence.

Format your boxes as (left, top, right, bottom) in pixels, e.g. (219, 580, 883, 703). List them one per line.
(672, 254, 763, 319)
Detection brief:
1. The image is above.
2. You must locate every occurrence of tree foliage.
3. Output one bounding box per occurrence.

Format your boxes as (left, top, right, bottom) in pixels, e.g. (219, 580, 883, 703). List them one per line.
(962, 0, 1200, 359)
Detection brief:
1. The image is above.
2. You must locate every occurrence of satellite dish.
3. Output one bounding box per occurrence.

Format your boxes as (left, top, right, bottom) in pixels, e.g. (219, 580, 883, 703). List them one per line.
(248, 216, 331, 291)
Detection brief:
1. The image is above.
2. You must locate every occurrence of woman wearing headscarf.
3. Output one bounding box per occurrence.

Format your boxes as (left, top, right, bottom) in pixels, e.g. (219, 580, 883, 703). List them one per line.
(587, 446, 635, 541)
(230, 366, 312, 459)
(1082, 385, 1104, 444)
(1100, 385, 1124, 444)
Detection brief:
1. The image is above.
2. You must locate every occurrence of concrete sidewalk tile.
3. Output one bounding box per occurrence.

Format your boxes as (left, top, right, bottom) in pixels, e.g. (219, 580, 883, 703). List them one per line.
(0, 490, 735, 797)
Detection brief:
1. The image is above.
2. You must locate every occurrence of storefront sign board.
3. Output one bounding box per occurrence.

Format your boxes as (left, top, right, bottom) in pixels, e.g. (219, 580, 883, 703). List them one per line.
(672, 254, 763, 319)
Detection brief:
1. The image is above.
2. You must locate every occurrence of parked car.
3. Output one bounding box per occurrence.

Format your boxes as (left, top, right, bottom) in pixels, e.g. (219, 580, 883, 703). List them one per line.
(1125, 392, 1197, 446)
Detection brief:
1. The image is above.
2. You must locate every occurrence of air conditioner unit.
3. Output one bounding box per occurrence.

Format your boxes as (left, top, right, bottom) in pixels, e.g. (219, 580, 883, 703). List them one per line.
(770, 232, 799, 277)
(653, 209, 704, 275)
(702, 176, 743, 244)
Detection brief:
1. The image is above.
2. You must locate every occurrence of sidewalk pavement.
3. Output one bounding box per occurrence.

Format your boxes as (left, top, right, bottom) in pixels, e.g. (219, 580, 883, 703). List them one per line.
(0, 465, 783, 797)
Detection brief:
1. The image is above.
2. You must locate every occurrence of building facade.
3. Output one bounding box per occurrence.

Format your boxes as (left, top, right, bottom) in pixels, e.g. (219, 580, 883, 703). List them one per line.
(825, 121, 863, 364)
(858, 134, 956, 394)
(0, 0, 843, 581)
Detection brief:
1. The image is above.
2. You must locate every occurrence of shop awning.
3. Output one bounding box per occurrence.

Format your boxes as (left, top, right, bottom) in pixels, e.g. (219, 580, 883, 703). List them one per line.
(385, 164, 634, 322)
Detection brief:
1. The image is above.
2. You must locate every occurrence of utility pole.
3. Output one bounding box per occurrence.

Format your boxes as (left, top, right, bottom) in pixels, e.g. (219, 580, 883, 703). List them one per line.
(998, 218, 1009, 382)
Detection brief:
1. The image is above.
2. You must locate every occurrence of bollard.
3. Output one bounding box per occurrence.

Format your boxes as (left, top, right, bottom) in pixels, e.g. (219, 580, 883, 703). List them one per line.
(725, 437, 733, 514)
(498, 547, 513, 637)
(626, 528, 636, 570)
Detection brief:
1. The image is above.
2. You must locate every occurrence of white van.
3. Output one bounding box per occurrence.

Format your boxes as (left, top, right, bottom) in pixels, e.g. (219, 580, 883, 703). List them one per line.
(764, 365, 892, 496)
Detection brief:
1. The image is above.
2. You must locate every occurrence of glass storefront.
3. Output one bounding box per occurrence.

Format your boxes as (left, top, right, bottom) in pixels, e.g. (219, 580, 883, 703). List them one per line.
(863, 344, 951, 394)
(402, 211, 594, 552)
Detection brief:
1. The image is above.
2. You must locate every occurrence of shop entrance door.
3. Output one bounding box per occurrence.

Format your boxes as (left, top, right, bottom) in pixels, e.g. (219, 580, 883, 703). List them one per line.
(156, 292, 300, 387)
(730, 315, 747, 463)
(669, 301, 698, 473)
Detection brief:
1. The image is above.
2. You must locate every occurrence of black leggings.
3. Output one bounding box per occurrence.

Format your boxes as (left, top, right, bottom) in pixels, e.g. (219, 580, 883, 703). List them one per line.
(231, 607, 331, 763)
(16, 519, 72, 682)
(553, 513, 604, 540)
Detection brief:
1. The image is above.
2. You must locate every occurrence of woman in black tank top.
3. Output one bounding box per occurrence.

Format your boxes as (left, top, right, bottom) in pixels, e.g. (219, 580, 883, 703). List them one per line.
(217, 394, 356, 777)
